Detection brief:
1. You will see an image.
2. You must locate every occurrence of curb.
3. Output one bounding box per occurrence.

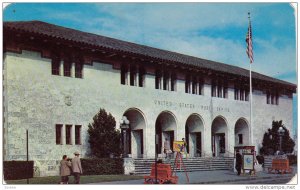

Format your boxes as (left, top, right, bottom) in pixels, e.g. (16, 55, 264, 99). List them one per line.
(194, 174, 295, 184)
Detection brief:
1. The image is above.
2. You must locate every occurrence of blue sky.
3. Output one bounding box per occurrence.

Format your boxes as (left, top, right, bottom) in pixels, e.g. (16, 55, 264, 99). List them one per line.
(3, 3, 298, 135)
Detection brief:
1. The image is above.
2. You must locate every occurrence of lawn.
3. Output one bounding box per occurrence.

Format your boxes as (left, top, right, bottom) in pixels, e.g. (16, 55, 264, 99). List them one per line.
(5, 175, 144, 184)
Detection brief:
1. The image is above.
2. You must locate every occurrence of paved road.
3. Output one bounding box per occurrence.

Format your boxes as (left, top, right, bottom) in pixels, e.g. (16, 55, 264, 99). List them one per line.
(94, 167, 297, 185)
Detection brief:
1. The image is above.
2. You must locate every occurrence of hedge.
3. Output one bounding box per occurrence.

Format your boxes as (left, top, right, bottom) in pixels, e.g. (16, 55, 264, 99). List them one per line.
(4, 161, 34, 180)
(81, 158, 124, 175)
(287, 155, 297, 165)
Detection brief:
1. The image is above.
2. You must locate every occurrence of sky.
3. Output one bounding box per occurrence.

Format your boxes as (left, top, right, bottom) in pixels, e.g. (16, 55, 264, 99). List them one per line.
(2, 2, 298, 135)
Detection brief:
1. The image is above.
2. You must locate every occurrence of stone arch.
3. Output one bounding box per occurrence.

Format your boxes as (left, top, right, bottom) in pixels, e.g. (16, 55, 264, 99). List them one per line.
(185, 113, 204, 157)
(234, 118, 250, 146)
(123, 108, 147, 158)
(155, 111, 177, 155)
(211, 116, 228, 157)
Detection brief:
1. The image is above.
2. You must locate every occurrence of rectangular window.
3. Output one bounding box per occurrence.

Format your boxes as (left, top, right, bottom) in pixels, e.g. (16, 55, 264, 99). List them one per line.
(55, 124, 63, 145)
(275, 93, 279, 105)
(163, 74, 168, 90)
(271, 94, 274, 104)
(245, 90, 249, 101)
(198, 80, 203, 95)
(155, 70, 162, 89)
(75, 62, 83, 78)
(192, 81, 197, 94)
(185, 80, 190, 93)
(130, 72, 135, 86)
(272, 93, 278, 105)
(66, 125, 72, 145)
(212, 81, 216, 97)
(223, 86, 228, 99)
(238, 134, 243, 144)
(64, 61, 71, 77)
(217, 84, 222, 98)
(239, 89, 244, 101)
(171, 74, 176, 91)
(155, 76, 161, 89)
(266, 91, 279, 105)
(266, 92, 270, 104)
(138, 68, 145, 87)
(52, 58, 60, 75)
(121, 65, 127, 85)
(234, 88, 239, 100)
(75, 125, 81, 145)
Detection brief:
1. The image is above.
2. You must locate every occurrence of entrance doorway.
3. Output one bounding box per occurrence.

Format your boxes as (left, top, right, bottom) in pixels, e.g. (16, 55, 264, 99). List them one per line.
(123, 108, 146, 158)
(195, 132, 202, 157)
(155, 111, 177, 157)
(190, 132, 202, 157)
(234, 118, 249, 146)
(185, 114, 204, 157)
(211, 116, 228, 157)
(163, 131, 174, 152)
(132, 129, 143, 157)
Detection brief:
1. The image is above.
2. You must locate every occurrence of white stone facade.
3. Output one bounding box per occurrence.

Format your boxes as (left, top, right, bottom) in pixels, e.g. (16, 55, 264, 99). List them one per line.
(3, 50, 294, 176)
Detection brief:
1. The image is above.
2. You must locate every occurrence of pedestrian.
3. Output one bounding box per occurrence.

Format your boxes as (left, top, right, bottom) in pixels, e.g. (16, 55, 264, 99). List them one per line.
(60, 155, 72, 184)
(72, 151, 83, 184)
(163, 138, 171, 160)
(235, 150, 242, 175)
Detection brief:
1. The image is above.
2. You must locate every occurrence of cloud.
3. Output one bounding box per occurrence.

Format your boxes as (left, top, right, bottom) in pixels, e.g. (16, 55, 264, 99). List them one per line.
(29, 3, 296, 84)
(94, 3, 250, 32)
(252, 38, 296, 83)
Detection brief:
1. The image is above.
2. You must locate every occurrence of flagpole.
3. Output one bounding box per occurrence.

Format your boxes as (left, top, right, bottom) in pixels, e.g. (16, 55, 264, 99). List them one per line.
(250, 59, 253, 146)
(248, 12, 253, 146)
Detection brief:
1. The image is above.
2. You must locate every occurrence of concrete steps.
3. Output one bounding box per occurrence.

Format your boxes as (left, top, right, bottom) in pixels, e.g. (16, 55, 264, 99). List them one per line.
(263, 156, 273, 169)
(133, 157, 234, 175)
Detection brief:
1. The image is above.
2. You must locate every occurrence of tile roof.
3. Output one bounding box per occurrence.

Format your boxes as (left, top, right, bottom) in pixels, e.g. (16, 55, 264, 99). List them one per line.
(3, 20, 296, 90)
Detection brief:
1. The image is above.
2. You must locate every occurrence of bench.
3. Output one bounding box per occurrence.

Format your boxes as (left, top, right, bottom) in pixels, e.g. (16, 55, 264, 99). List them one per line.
(268, 159, 292, 174)
(144, 163, 178, 184)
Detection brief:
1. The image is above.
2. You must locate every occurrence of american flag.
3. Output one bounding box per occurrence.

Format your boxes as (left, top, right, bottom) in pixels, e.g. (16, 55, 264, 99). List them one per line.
(246, 16, 253, 63)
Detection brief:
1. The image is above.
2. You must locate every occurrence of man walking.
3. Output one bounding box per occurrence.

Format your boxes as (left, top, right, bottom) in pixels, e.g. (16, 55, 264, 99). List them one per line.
(235, 150, 242, 175)
(72, 151, 83, 184)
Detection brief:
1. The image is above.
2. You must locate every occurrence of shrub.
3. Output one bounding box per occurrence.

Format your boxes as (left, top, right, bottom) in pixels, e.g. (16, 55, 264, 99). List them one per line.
(88, 108, 122, 158)
(4, 161, 34, 180)
(81, 158, 124, 175)
(260, 120, 295, 155)
(287, 155, 297, 165)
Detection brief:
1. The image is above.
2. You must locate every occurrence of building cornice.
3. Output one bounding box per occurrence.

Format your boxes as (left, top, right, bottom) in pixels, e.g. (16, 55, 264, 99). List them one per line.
(3, 20, 297, 93)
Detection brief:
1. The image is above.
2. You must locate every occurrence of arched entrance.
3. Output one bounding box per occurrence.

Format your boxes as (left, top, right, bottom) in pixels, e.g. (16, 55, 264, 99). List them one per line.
(211, 116, 228, 157)
(185, 114, 204, 157)
(123, 108, 146, 158)
(234, 118, 250, 146)
(155, 111, 177, 156)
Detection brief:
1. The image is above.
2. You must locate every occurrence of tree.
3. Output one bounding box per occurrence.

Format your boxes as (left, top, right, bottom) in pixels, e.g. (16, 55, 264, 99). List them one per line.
(260, 120, 295, 155)
(88, 108, 121, 158)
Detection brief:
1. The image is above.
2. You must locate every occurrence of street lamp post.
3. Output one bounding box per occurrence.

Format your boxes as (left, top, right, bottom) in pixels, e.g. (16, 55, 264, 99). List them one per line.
(278, 126, 285, 154)
(120, 116, 130, 158)
(155, 134, 158, 184)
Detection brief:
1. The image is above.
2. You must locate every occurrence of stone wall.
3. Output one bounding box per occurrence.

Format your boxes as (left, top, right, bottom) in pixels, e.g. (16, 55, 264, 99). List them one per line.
(3, 50, 294, 176)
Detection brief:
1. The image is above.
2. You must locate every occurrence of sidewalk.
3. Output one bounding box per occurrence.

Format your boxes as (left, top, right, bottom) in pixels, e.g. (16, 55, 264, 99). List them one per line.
(93, 166, 297, 184)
